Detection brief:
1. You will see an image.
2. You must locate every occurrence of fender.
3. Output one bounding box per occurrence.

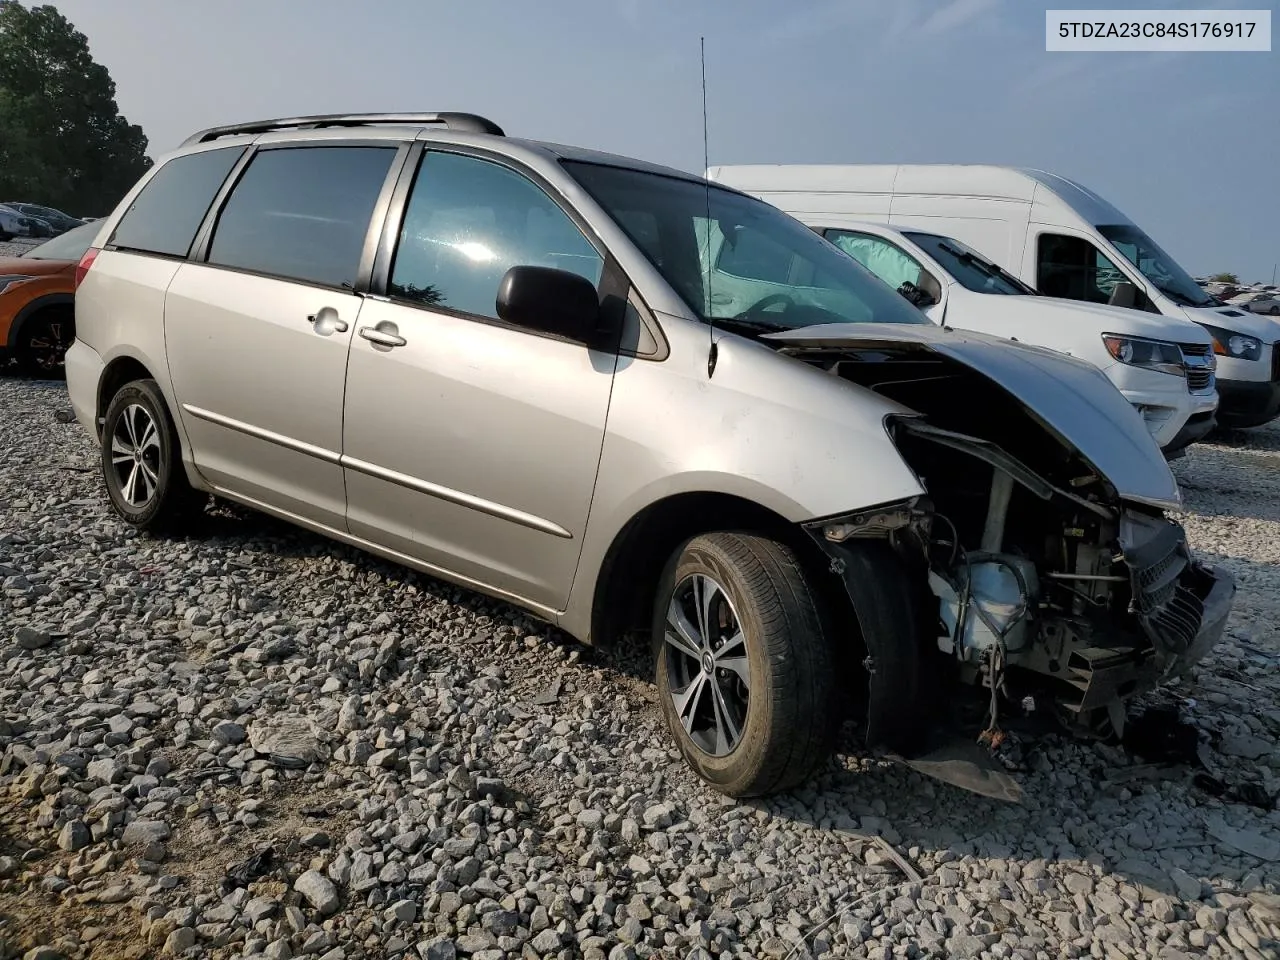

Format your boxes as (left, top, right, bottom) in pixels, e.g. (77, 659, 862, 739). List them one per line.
(7, 292, 74, 350)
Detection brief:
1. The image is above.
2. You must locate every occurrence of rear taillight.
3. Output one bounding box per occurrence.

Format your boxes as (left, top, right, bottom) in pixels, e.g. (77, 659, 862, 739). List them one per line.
(75, 248, 99, 291)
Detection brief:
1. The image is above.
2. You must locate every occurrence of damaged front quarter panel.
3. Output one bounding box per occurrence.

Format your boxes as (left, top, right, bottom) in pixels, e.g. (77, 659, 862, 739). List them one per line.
(804, 420, 1234, 754)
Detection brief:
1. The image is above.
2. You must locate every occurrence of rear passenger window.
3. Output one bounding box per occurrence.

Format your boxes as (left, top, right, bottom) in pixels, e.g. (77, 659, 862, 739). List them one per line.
(390, 152, 602, 319)
(110, 147, 244, 258)
(208, 146, 396, 289)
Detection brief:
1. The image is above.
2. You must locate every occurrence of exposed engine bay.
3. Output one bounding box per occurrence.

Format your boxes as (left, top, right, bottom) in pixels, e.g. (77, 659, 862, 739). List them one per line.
(778, 333, 1236, 745)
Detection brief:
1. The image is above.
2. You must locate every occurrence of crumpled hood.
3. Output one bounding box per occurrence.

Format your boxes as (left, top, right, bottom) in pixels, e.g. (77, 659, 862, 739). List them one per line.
(764, 322, 1181, 509)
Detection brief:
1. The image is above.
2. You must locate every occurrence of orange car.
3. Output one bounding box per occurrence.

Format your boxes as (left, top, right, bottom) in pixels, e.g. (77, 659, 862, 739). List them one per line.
(0, 222, 97, 375)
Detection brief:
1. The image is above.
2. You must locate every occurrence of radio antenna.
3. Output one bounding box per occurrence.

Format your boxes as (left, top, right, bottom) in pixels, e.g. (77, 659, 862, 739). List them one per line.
(701, 36, 718, 378)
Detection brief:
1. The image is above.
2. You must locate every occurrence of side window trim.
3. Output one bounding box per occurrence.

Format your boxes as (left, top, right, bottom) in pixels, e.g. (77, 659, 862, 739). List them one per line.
(189, 139, 413, 296)
(188, 145, 259, 263)
(372, 146, 665, 357)
(371, 144, 612, 302)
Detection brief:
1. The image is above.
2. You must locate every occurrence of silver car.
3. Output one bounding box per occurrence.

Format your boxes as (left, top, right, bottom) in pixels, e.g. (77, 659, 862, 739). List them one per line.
(66, 113, 1234, 796)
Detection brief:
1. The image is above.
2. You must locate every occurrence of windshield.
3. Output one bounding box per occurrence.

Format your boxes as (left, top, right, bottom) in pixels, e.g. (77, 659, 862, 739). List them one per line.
(902, 231, 1035, 296)
(22, 221, 98, 261)
(1097, 224, 1214, 308)
(563, 162, 929, 332)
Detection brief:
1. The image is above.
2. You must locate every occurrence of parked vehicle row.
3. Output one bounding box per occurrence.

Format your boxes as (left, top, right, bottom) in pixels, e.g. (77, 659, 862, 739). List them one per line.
(709, 164, 1280, 431)
(1226, 291, 1280, 315)
(63, 113, 1235, 795)
(0, 203, 53, 240)
(0, 201, 87, 240)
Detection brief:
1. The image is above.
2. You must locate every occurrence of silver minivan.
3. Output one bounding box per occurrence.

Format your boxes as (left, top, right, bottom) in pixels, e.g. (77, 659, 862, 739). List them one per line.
(67, 113, 1234, 796)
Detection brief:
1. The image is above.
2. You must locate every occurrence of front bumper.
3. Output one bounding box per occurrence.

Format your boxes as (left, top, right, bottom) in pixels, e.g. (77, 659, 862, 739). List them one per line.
(1163, 411, 1217, 458)
(1114, 370, 1217, 451)
(1216, 377, 1280, 428)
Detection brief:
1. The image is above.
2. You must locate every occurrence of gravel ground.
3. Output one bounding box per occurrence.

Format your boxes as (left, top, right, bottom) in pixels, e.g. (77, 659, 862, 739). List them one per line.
(0, 239, 43, 258)
(1, 374, 1278, 960)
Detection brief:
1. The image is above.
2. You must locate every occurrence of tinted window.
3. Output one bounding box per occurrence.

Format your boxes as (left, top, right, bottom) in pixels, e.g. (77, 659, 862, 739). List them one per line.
(110, 147, 244, 258)
(209, 146, 395, 288)
(565, 162, 928, 331)
(390, 152, 603, 318)
(1036, 233, 1152, 310)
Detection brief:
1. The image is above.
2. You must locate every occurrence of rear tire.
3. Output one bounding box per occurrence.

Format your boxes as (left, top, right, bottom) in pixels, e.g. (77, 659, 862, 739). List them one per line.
(15, 309, 74, 378)
(101, 379, 204, 534)
(653, 532, 836, 797)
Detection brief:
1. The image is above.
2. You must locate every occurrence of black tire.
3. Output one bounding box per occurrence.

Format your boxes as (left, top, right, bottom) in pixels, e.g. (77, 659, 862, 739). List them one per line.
(653, 532, 836, 797)
(15, 309, 74, 378)
(101, 379, 204, 533)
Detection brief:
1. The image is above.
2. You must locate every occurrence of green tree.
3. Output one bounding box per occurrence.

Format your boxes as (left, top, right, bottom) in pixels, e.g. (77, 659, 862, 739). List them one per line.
(0, 1, 150, 217)
(1210, 272, 1239, 284)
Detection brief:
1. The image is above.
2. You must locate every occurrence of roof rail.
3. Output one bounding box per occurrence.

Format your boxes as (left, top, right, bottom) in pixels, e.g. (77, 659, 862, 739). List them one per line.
(181, 112, 504, 146)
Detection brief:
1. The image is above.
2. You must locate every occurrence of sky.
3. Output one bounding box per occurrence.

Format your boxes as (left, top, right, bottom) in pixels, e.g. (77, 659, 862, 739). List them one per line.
(51, 0, 1280, 282)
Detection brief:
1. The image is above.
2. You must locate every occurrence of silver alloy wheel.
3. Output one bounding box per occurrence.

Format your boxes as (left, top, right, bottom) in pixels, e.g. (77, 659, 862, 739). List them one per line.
(664, 573, 751, 756)
(110, 403, 161, 507)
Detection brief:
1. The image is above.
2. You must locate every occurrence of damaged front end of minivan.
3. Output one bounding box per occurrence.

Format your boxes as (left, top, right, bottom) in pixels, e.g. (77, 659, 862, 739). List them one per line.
(768, 324, 1235, 748)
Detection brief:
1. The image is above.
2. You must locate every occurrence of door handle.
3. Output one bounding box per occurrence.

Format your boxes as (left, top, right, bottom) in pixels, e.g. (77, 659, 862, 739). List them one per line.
(359, 325, 407, 348)
(308, 308, 349, 336)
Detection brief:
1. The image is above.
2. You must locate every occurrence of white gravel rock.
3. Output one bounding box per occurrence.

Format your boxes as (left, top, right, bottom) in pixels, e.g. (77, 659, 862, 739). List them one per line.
(0, 378, 1278, 959)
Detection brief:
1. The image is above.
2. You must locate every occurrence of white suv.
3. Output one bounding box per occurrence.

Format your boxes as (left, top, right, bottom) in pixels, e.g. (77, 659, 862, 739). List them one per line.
(67, 113, 1233, 796)
(807, 221, 1218, 455)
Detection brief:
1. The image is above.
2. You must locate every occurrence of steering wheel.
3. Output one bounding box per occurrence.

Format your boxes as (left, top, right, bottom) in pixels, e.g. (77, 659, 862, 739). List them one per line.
(736, 293, 796, 319)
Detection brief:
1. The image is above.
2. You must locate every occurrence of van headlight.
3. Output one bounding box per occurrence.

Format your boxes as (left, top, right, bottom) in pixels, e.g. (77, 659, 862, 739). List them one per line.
(1201, 323, 1262, 361)
(1101, 334, 1184, 377)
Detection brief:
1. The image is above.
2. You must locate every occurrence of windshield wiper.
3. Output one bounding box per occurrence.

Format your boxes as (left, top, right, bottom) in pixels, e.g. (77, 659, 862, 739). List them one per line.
(937, 242, 1033, 293)
(1153, 283, 1212, 308)
(711, 316, 792, 337)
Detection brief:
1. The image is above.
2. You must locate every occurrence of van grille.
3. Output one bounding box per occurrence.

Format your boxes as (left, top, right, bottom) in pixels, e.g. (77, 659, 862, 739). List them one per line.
(1273, 342, 1280, 382)
(1180, 343, 1215, 395)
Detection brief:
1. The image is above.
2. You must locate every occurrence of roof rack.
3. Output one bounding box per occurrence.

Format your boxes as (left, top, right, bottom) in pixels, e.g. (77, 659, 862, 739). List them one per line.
(182, 112, 504, 146)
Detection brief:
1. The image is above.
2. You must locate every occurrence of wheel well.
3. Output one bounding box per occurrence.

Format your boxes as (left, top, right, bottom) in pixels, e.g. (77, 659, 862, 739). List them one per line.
(589, 492, 856, 651)
(8, 298, 74, 351)
(97, 357, 155, 435)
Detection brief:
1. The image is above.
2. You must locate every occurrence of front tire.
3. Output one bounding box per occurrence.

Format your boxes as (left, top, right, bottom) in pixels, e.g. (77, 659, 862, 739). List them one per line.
(654, 532, 836, 797)
(101, 379, 204, 533)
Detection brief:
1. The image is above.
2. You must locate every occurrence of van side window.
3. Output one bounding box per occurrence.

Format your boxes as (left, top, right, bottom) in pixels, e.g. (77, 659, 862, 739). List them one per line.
(1035, 233, 1152, 310)
(110, 147, 245, 258)
(825, 230, 940, 302)
(389, 152, 603, 320)
(207, 146, 397, 289)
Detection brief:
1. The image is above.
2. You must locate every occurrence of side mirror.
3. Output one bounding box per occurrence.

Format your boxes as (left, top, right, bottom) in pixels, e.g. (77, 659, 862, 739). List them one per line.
(496, 266, 600, 344)
(897, 280, 937, 308)
(1108, 281, 1138, 309)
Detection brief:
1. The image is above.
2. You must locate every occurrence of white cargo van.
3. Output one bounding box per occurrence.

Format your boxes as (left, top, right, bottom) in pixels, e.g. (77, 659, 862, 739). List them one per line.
(707, 164, 1280, 429)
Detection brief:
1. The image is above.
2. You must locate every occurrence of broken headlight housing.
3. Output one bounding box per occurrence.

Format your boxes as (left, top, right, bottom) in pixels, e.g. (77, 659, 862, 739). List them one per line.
(1101, 334, 1184, 377)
